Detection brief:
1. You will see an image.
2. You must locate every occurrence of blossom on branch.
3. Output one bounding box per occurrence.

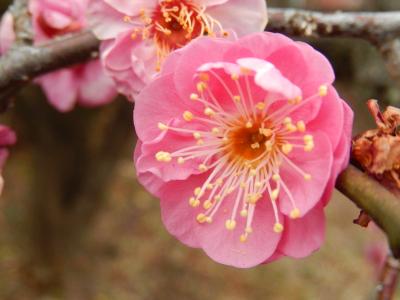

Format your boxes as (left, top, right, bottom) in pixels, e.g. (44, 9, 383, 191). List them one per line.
(0, 126, 16, 195)
(0, 0, 117, 112)
(134, 32, 353, 268)
(88, 0, 268, 98)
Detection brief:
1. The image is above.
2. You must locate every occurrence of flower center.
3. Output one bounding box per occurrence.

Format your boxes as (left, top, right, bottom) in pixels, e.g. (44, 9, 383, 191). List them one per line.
(124, 0, 227, 71)
(155, 66, 328, 242)
(226, 117, 274, 162)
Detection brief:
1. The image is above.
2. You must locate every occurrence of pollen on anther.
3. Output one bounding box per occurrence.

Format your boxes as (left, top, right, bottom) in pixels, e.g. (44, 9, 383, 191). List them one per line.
(194, 187, 202, 196)
(193, 132, 202, 139)
(197, 82, 207, 92)
(196, 213, 207, 223)
(240, 209, 248, 217)
(211, 127, 220, 135)
(319, 85, 328, 96)
(203, 200, 212, 209)
(231, 73, 239, 81)
(290, 208, 301, 219)
(256, 102, 266, 110)
(304, 174, 312, 181)
(189, 197, 200, 207)
(183, 111, 194, 121)
(271, 189, 279, 200)
(233, 95, 241, 102)
(199, 164, 208, 172)
(245, 121, 253, 128)
(225, 219, 237, 230)
(199, 73, 210, 81)
(190, 93, 199, 100)
(240, 234, 247, 243)
(158, 122, 168, 131)
(297, 121, 306, 132)
(273, 223, 284, 233)
(282, 143, 293, 155)
(272, 174, 281, 181)
(204, 107, 215, 116)
(178, 157, 185, 164)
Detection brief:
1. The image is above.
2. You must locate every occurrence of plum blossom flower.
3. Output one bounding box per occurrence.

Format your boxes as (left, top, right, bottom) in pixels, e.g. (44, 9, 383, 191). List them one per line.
(0, 0, 116, 112)
(0, 126, 16, 196)
(134, 32, 354, 268)
(88, 0, 268, 97)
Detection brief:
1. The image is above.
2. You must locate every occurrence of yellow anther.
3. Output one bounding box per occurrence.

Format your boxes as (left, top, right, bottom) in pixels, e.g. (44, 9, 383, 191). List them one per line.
(283, 117, 292, 125)
(155, 151, 172, 162)
(282, 143, 293, 155)
(240, 182, 247, 189)
(204, 107, 215, 116)
(214, 195, 222, 202)
(297, 121, 306, 132)
(265, 140, 273, 151)
(272, 174, 280, 181)
(245, 121, 253, 128)
(177, 157, 185, 164)
(249, 169, 257, 176)
(259, 128, 273, 137)
(240, 66, 251, 75)
(290, 208, 301, 219)
(194, 187, 202, 196)
(240, 209, 248, 217)
(271, 189, 279, 201)
(215, 178, 223, 186)
(245, 227, 253, 234)
(183, 111, 194, 122)
(198, 164, 208, 172)
(158, 122, 168, 131)
(304, 134, 313, 143)
(286, 123, 297, 132)
(294, 95, 302, 104)
(225, 219, 237, 230)
(319, 85, 328, 96)
(249, 194, 261, 204)
(205, 217, 213, 223)
(223, 31, 229, 37)
(189, 197, 200, 207)
(199, 72, 210, 81)
(211, 127, 220, 135)
(123, 15, 131, 22)
(197, 82, 207, 92)
(273, 223, 284, 233)
(196, 213, 207, 223)
(255, 181, 262, 188)
(231, 73, 239, 81)
(203, 200, 212, 210)
(233, 95, 241, 102)
(251, 142, 260, 149)
(190, 93, 199, 100)
(197, 139, 204, 145)
(240, 234, 247, 243)
(304, 142, 314, 152)
(304, 174, 312, 181)
(256, 102, 266, 110)
(193, 132, 202, 139)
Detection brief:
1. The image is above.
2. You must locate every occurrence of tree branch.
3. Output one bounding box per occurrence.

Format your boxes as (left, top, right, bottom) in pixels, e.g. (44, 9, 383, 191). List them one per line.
(266, 8, 400, 85)
(336, 165, 400, 259)
(0, 31, 100, 111)
(8, 0, 33, 45)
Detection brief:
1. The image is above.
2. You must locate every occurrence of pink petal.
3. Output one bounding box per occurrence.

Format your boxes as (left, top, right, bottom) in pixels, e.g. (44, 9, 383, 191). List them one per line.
(88, 0, 133, 40)
(78, 60, 117, 107)
(37, 69, 78, 112)
(278, 204, 325, 258)
(104, 0, 157, 15)
(206, 0, 267, 37)
(197, 193, 282, 268)
(196, 0, 229, 6)
(0, 12, 15, 54)
(278, 132, 333, 216)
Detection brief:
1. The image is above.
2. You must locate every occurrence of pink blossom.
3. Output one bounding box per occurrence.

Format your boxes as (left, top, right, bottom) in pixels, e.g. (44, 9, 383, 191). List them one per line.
(0, 126, 16, 195)
(134, 32, 354, 268)
(0, 0, 116, 112)
(88, 0, 268, 98)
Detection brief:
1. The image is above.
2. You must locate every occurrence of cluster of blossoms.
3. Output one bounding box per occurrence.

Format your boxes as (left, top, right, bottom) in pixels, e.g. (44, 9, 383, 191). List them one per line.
(89, 0, 268, 97)
(0, 0, 116, 112)
(134, 33, 353, 267)
(0, 0, 355, 268)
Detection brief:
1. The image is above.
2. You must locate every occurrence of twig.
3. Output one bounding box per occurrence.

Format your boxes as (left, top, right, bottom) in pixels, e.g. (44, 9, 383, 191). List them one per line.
(336, 165, 400, 259)
(0, 31, 100, 111)
(377, 253, 400, 300)
(266, 8, 400, 85)
(8, 0, 33, 45)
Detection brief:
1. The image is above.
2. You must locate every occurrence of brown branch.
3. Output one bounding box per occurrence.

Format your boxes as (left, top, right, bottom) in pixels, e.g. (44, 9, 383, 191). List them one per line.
(8, 0, 33, 45)
(0, 31, 100, 111)
(377, 253, 400, 300)
(266, 8, 400, 85)
(336, 165, 400, 258)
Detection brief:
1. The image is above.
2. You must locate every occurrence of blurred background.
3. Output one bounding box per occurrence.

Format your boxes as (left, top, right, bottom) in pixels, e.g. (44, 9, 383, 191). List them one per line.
(0, 0, 399, 299)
